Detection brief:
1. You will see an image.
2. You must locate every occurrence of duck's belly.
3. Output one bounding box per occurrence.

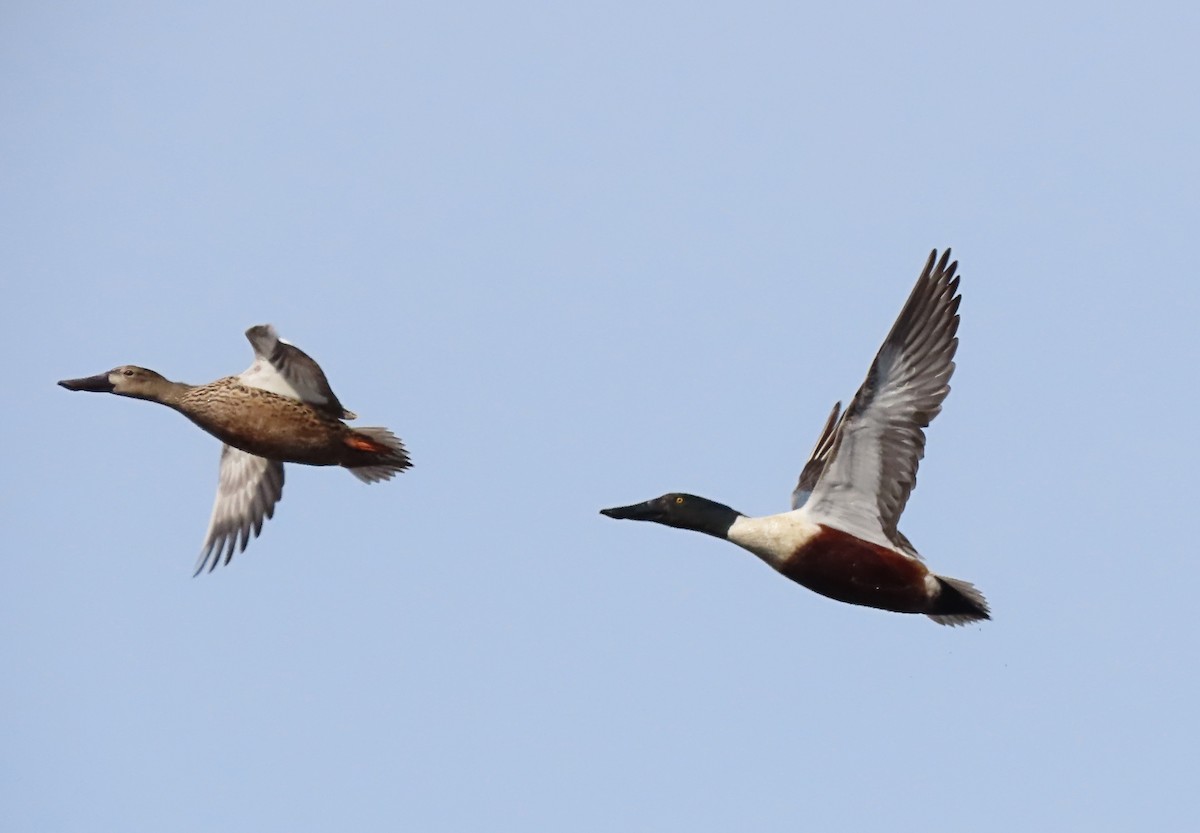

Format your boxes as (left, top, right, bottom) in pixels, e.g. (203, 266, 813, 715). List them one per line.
(780, 525, 933, 614)
(185, 395, 345, 466)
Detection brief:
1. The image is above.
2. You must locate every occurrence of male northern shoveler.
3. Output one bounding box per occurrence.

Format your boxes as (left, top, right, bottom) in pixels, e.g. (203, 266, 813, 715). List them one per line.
(601, 249, 989, 626)
(59, 325, 411, 574)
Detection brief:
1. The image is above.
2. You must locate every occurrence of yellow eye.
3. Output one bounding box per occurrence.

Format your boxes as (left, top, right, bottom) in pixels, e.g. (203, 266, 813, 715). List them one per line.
(675, 496, 684, 505)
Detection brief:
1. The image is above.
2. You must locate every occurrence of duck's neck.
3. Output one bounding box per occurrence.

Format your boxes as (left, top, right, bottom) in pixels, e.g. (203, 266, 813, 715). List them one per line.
(160, 381, 194, 409)
(132, 380, 194, 409)
(685, 499, 744, 540)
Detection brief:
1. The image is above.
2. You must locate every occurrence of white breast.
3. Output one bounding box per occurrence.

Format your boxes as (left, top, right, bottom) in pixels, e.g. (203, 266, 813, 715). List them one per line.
(726, 511, 822, 571)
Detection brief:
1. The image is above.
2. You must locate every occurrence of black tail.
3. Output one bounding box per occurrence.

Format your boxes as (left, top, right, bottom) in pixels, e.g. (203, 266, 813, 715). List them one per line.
(927, 576, 990, 626)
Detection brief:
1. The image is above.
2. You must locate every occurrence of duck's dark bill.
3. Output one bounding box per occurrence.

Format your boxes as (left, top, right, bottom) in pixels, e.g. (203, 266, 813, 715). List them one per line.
(58, 373, 115, 392)
(600, 500, 659, 521)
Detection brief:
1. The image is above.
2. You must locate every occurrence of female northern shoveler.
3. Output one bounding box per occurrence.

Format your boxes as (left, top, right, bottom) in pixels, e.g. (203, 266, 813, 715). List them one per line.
(601, 249, 989, 626)
(59, 325, 411, 574)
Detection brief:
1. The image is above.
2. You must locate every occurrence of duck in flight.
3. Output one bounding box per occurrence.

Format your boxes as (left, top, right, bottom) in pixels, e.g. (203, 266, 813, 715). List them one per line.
(59, 325, 411, 574)
(601, 250, 989, 625)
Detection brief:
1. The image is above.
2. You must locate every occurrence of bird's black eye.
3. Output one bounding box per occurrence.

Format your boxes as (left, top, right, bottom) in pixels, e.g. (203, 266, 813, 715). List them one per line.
(122, 369, 135, 377)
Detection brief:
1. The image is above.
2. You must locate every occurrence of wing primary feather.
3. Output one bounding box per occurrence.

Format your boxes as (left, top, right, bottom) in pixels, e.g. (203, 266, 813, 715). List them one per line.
(194, 446, 285, 575)
(800, 249, 963, 548)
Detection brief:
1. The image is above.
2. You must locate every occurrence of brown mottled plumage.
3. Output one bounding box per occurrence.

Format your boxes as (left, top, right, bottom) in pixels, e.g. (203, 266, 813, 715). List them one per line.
(59, 325, 411, 573)
(175, 376, 398, 469)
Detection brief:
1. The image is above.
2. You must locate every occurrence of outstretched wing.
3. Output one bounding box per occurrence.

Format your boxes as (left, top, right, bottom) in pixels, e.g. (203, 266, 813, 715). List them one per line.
(240, 324, 355, 419)
(791, 401, 841, 510)
(194, 445, 285, 574)
(801, 249, 961, 547)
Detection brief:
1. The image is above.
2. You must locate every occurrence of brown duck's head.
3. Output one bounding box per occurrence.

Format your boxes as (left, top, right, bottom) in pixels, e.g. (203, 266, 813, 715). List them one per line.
(58, 366, 171, 401)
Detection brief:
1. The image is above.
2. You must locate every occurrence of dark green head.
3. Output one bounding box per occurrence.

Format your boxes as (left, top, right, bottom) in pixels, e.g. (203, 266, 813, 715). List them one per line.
(600, 493, 742, 539)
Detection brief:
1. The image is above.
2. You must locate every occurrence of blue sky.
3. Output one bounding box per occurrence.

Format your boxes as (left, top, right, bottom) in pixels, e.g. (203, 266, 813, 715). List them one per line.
(4, 2, 1198, 830)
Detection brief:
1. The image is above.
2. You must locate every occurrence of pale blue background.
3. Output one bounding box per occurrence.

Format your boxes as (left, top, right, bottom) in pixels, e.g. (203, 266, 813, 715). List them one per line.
(4, 2, 1198, 830)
